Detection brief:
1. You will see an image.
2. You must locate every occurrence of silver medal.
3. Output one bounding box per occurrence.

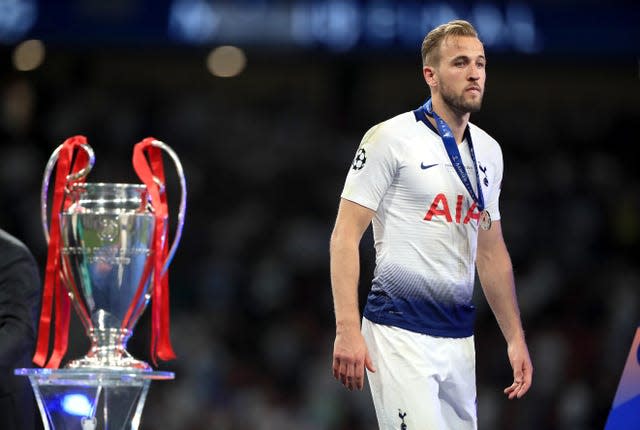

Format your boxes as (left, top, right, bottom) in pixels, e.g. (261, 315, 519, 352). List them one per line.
(480, 210, 492, 230)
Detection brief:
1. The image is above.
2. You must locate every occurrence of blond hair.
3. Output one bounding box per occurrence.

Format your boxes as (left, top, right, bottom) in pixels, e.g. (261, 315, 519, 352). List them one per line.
(421, 20, 479, 67)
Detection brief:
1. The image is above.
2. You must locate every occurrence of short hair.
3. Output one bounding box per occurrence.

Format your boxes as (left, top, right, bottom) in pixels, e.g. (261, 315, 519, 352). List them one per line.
(421, 20, 479, 67)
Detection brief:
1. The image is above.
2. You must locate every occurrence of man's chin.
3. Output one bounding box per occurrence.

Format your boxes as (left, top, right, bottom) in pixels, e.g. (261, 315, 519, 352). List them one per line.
(442, 92, 483, 114)
(467, 103, 482, 113)
(462, 99, 483, 113)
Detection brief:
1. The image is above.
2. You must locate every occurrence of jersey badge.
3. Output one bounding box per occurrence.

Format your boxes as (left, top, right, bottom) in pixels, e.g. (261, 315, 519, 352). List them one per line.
(479, 163, 489, 186)
(398, 410, 407, 429)
(352, 148, 366, 170)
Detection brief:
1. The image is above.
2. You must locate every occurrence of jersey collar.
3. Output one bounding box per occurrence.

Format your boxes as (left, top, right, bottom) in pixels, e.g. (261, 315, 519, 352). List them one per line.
(413, 105, 471, 142)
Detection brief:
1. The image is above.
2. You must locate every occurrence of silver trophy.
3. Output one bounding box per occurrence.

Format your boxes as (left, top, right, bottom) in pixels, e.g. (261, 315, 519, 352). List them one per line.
(40, 139, 186, 370)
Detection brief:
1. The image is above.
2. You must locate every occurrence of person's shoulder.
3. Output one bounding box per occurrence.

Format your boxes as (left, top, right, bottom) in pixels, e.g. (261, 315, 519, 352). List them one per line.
(468, 121, 502, 153)
(0, 229, 35, 262)
(381, 111, 418, 132)
(468, 122, 498, 144)
(468, 122, 503, 170)
(362, 111, 418, 143)
(0, 229, 29, 251)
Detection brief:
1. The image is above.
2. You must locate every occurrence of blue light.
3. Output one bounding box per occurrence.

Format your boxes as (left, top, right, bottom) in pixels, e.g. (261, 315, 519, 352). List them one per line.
(421, 3, 459, 31)
(366, 1, 395, 45)
(61, 394, 92, 417)
(325, 0, 359, 52)
(0, 0, 37, 43)
(292, 1, 360, 52)
(472, 3, 505, 47)
(396, 2, 422, 46)
(506, 3, 540, 53)
(168, 0, 220, 43)
(290, 3, 314, 46)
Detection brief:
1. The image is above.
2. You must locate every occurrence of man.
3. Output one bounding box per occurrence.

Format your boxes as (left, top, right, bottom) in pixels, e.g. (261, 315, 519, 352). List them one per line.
(0, 228, 42, 430)
(330, 20, 532, 429)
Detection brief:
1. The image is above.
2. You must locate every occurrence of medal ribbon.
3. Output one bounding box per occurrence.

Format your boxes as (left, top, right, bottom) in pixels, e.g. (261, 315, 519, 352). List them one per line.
(33, 136, 91, 368)
(421, 99, 485, 211)
(132, 137, 176, 364)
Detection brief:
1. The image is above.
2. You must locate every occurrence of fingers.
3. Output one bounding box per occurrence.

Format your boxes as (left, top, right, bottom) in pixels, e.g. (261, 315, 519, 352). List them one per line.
(516, 359, 533, 398)
(504, 379, 530, 399)
(503, 381, 520, 399)
(333, 358, 351, 389)
(504, 359, 533, 399)
(333, 356, 365, 391)
(333, 354, 374, 391)
(347, 359, 357, 390)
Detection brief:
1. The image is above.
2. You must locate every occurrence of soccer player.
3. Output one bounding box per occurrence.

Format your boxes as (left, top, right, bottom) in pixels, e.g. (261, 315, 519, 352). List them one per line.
(329, 20, 532, 429)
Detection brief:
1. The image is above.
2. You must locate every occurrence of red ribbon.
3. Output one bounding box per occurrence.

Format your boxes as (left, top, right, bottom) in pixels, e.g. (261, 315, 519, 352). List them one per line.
(33, 136, 90, 368)
(132, 137, 176, 364)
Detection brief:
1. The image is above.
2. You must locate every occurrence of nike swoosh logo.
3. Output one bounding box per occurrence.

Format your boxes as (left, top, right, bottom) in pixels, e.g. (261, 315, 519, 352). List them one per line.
(420, 162, 438, 170)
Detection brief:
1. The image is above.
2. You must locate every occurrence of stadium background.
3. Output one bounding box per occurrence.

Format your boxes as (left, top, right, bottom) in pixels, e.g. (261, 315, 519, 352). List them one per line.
(0, 1, 638, 429)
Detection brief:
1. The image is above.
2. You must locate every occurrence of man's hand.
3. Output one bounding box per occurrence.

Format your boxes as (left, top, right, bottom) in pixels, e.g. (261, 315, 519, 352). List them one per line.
(503, 339, 533, 399)
(332, 328, 376, 391)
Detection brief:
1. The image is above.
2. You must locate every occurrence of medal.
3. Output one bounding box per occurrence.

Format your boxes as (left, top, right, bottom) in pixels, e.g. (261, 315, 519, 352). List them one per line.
(479, 210, 492, 230)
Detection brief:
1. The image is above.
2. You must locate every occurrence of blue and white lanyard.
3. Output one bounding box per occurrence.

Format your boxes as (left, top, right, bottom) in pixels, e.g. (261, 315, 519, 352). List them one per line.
(420, 99, 485, 211)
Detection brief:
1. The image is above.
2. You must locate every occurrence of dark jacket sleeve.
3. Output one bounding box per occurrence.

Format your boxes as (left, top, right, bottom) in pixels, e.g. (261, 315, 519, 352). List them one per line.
(0, 230, 41, 369)
(0, 230, 42, 430)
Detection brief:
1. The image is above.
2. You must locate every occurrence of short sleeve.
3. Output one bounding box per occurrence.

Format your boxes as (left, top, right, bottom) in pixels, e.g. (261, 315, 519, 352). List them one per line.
(482, 144, 503, 221)
(340, 122, 401, 211)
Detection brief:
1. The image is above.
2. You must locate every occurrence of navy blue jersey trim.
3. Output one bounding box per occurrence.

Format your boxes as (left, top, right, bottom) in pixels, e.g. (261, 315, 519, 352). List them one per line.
(363, 287, 476, 338)
(363, 308, 474, 338)
(413, 107, 439, 135)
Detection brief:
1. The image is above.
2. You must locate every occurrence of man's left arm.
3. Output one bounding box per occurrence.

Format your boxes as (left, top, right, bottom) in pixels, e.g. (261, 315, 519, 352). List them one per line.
(476, 220, 533, 399)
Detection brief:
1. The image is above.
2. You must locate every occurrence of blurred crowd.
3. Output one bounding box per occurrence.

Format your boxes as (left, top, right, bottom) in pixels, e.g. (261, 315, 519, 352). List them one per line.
(0, 48, 638, 430)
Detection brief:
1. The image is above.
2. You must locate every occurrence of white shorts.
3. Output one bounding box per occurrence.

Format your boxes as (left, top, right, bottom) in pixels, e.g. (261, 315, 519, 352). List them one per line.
(361, 318, 477, 430)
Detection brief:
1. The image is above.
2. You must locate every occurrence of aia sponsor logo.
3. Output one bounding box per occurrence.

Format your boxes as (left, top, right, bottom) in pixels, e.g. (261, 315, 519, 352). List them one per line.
(424, 193, 481, 224)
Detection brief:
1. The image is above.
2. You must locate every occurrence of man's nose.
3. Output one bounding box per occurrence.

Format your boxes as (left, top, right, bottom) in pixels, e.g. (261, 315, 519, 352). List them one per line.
(468, 66, 481, 80)
(468, 74, 480, 82)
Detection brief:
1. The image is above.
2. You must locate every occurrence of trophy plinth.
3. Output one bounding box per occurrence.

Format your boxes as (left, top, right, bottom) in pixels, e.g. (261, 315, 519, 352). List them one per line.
(15, 368, 174, 430)
(66, 328, 151, 371)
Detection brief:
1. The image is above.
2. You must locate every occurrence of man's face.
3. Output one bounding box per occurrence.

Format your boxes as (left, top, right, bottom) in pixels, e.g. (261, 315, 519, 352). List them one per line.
(433, 36, 486, 114)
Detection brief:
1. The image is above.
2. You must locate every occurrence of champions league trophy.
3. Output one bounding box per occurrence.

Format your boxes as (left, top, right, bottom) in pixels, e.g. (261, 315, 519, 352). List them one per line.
(16, 136, 186, 430)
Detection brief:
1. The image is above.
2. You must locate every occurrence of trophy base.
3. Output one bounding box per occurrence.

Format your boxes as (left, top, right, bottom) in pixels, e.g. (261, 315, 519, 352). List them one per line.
(65, 340, 153, 372)
(66, 348, 152, 371)
(15, 368, 174, 430)
(66, 356, 152, 371)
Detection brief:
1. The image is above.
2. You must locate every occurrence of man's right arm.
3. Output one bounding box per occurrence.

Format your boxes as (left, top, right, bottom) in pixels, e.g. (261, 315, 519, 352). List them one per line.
(0, 236, 41, 368)
(330, 198, 377, 391)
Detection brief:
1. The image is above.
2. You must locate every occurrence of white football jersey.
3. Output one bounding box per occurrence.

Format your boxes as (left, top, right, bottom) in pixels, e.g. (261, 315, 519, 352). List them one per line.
(341, 108, 503, 337)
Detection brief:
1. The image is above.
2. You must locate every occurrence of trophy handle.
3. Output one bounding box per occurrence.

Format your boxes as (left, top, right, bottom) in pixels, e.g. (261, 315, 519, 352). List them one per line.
(150, 140, 187, 275)
(41, 143, 95, 243)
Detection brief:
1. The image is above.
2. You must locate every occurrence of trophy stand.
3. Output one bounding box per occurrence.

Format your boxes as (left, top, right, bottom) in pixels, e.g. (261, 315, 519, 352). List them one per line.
(15, 368, 174, 430)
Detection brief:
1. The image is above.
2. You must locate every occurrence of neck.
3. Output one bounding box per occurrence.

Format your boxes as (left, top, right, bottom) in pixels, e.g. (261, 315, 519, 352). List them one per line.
(429, 96, 470, 144)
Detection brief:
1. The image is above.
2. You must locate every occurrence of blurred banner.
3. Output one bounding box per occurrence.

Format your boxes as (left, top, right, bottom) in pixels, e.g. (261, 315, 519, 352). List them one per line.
(605, 325, 640, 430)
(1, 0, 638, 56)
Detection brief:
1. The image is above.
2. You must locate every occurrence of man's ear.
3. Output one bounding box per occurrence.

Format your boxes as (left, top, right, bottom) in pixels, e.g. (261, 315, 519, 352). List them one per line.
(423, 65, 437, 88)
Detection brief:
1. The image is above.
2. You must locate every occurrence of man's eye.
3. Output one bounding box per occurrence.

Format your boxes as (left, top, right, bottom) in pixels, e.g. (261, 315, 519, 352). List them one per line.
(477, 62, 486, 68)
